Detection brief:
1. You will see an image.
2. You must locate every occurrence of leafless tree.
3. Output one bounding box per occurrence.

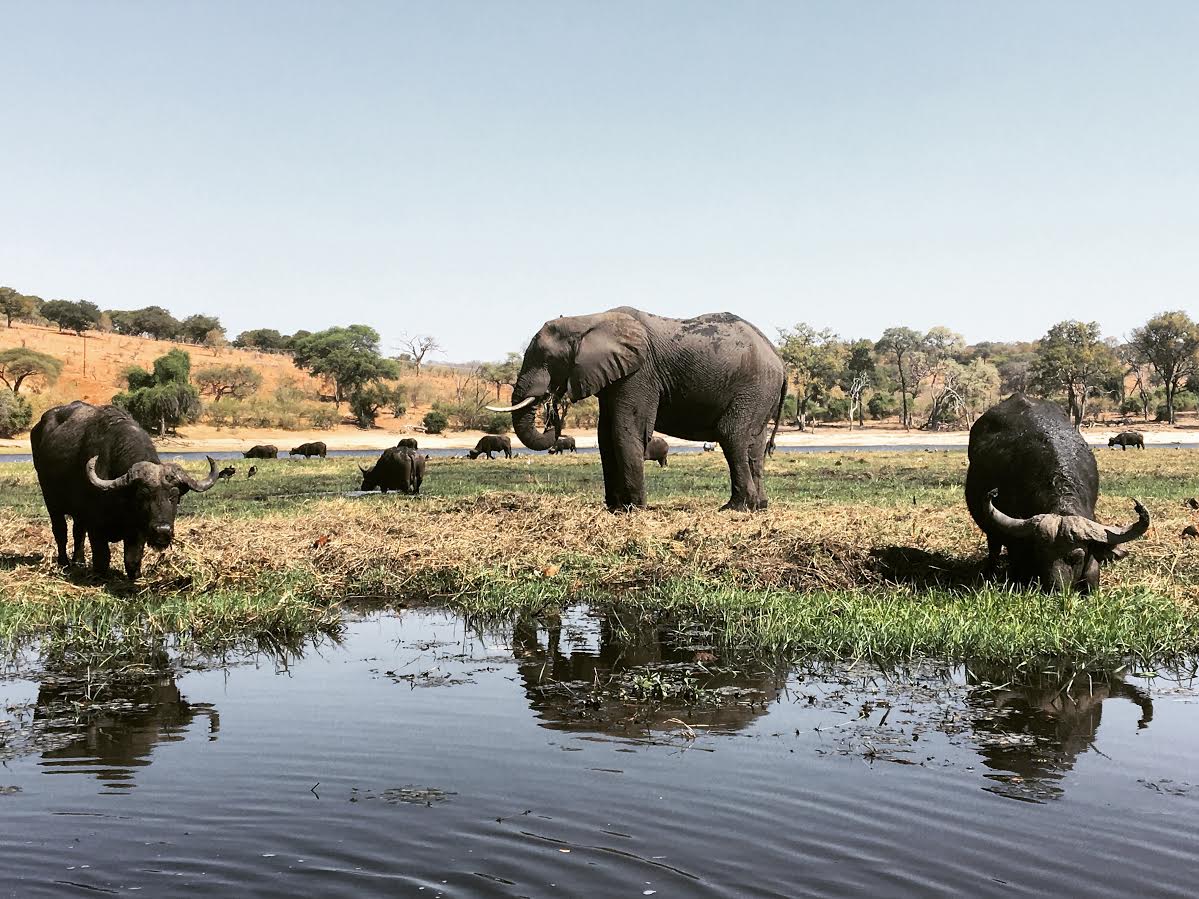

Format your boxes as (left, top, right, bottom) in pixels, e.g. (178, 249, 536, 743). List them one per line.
(396, 334, 444, 377)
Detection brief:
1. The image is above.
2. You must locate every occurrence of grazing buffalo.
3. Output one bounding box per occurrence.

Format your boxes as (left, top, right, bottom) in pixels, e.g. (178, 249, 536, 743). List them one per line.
(396, 438, 418, 450)
(30, 402, 219, 579)
(468, 435, 512, 459)
(645, 436, 669, 467)
(547, 435, 577, 454)
(289, 441, 327, 459)
(359, 447, 425, 494)
(243, 444, 278, 459)
(1108, 431, 1144, 450)
(965, 394, 1149, 593)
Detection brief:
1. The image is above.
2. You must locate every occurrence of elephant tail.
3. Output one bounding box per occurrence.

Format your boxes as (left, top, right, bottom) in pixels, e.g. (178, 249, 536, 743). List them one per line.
(766, 375, 787, 455)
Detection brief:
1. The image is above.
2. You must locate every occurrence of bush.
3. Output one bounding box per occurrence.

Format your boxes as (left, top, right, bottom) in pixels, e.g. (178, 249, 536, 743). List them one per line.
(481, 412, 511, 434)
(0, 391, 32, 437)
(423, 410, 448, 434)
(204, 394, 341, 430)
(1121, 396, 1144, 416)
(868, 393, 898, 420)
(821, 396, 850, 422)
(566, 397, 599, 428)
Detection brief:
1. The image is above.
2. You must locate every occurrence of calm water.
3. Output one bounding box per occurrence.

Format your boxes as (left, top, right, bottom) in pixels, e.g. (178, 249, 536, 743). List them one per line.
(1, 607, 1196, 898)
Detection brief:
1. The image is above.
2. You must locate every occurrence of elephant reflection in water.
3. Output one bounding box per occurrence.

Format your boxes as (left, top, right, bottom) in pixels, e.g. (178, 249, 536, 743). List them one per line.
(964, 664, 1152, 800)
(509, 612, 784, 737)
(35, 674, 218, 787)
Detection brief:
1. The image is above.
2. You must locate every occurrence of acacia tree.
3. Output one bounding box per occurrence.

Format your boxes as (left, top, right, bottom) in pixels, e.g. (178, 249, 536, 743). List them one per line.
(193, 363, 263, 401)
(181, 313, 223, 344)
(397, 333, 443, 377)
(478, 352, 522, 401)
(291, 325, 400, 405)
(40, 299, 101, 335)
(1128, 311, 1199, 425)
(875, 327, 925, 429)
(0, 287, 35, 327)
(778, 324, 846, 430)
(1119, 343, 1155, 421)
(113, 349, 201, 436)
(840, 339, 876, 428)
(0, 348, 64, 393)
(1031, 320, 1119, 427)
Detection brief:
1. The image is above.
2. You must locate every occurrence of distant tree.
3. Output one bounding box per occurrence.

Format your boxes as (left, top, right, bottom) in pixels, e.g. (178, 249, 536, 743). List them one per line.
(113, 349, 201, 436)
(180, 313, 224, 344)
(840, 339, 876, 428)
(1032, 320, 1120, 427)
(397, 333, 444, 377)
(875, 327, 925, 429)
(349, 382, 406, 429)
(0, 287, 35, 327)
(40, 299, 101, 335)
(1119, 343, 1156, 422)
(107, 305, 181, 340)
(233, 328, 289, 351)
(478, 352, 523, 400)
(193, 363, 263, 401)
(0, 390, 32, 438)
(778, 324, 846, 430)
(0, 348, 64, 393)
(918, 327, 967, 429)
(1128, 311, 1199, 425)
(291, 325, 400, 405)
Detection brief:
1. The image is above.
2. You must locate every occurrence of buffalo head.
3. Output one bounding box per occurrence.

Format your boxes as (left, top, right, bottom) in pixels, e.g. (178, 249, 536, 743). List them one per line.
(985, 489, 1150, 592)
(86, 456, 220, 550)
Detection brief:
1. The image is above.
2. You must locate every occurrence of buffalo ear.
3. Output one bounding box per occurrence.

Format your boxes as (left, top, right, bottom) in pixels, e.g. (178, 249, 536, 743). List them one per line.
(567, 312, 649, 401)
(1092, 543, 1129, 564)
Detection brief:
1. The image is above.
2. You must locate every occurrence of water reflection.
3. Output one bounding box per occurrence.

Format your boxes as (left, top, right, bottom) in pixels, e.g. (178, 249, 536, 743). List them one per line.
(510, 610, 787, 737)
(31, 672, 218, 790)
(963, 664, 1154, 802)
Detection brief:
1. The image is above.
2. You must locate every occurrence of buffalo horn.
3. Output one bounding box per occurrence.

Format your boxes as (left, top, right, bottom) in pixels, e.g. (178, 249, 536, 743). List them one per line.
(172, 456, 220, 493)
(1103, 500, 1150, 545)
(984, 489, 1039, 537)
(85, 456, 139, 491)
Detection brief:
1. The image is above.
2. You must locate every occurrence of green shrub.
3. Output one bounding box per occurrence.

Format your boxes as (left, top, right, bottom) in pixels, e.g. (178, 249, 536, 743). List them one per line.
(0, 391, 32, 438)
(868, 393, 898, 420)
(481, 412, 511, 434)
(423, 410, 448, 434)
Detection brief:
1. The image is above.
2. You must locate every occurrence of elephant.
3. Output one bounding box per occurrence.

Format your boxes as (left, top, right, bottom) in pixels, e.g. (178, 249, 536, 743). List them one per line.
(645, 435, 669, 467)
(489, 307, 787, 510)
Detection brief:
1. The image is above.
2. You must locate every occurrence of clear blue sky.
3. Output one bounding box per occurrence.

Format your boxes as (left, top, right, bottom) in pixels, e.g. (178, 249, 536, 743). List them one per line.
(3, 2, 1197, 361)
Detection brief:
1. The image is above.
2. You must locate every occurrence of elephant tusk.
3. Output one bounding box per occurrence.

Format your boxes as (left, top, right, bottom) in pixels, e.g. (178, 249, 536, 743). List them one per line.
(486, 396, 538, 413)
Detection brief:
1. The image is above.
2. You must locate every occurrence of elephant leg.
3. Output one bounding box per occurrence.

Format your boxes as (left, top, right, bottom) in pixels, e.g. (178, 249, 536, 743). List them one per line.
(718, 438, 756, 511)
(89, 531, 111, 576)
(124, 539, 146, 580)
(72, 518, 88, 565)
(49, 512, 70, 567)
(747, 423, 770, 510)
(597, 404, 619, 509)
(598, 392, 653, 510)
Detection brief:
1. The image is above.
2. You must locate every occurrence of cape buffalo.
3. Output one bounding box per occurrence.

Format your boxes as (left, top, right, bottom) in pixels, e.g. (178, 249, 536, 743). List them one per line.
(645, 436, 669, 467)
(1108, 431, 1144, 450)
(396, 438, 418, 450)
(289, 441, 327, 459)
(965, 394, 1149, 593)
(468, 435, 512, 459)
(30, 402, 219, 579)
(547, 435, 576, 454)
(359, 447, 424, 494)
(243, 444, 278, 459)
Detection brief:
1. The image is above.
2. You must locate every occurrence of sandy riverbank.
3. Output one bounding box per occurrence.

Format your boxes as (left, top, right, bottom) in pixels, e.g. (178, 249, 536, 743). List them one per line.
(3, 421, 1196, 454)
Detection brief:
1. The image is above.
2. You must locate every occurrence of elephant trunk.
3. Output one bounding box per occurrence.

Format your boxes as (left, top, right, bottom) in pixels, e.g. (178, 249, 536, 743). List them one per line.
(512, 397, 559, 451)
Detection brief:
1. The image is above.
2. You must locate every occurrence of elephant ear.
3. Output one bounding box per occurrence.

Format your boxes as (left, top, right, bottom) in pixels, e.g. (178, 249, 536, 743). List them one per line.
(567, 313, 649, 401)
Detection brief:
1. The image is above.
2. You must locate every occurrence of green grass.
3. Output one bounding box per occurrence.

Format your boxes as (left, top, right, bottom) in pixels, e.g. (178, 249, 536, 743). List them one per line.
(3, 448, 1199, 666)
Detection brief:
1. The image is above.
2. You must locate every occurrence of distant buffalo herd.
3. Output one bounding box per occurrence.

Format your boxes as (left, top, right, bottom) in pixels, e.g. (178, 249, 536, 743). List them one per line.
(28, 395, 1151, 593)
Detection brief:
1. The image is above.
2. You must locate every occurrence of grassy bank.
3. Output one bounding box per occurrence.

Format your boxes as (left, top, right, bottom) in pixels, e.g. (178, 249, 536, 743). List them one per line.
(3, 450, 1199, 664)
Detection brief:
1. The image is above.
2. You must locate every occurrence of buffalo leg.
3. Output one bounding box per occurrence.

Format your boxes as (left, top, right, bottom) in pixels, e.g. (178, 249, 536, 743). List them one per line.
(124, 540, 146, 580)
(50, 512, 70, 567)
(89, 531, 111, 575)
(72, 519, 87, 565)
(983, 534, 1003, 577)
